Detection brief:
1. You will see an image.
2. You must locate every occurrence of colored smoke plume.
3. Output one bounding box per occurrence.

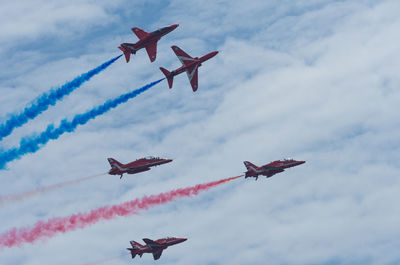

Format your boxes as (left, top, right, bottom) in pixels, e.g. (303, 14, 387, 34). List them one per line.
(0, 78, 164, 169)
(0, 173, 106, 206)
(0, 175, 242, 248)
(0, 55, 122, 141)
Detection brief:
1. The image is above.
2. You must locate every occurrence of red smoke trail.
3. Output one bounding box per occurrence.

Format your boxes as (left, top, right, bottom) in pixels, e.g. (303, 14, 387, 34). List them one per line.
(0, 175, 242, 248)
(0, 173, 106, 206)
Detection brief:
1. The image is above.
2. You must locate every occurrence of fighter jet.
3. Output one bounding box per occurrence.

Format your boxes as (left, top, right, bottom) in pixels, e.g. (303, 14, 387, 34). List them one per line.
(107, 157, 173, 179)
(127, 237, 187, 260)
(243, 159, 305, 180)
(118, 24, 179, 63)
(159, 45, 218, 92)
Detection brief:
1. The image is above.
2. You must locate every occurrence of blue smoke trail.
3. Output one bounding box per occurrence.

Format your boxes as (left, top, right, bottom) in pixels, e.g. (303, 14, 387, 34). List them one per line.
(0, 55, 122, 141)
(0, 78, 164, 169)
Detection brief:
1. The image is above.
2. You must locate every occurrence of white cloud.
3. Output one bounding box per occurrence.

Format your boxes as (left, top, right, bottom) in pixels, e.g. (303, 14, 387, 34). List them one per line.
(0, 1, 121, 43)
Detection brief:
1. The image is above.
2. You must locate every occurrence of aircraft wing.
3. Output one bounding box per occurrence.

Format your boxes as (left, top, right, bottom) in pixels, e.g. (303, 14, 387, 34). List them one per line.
(152, 250, 163, 260)
(172, 45, 196, 66)
(186, 65, 199, 92)
(131, 27, 150, 40)
(143, 238, 164, 249)
(145, 42, 157, 62)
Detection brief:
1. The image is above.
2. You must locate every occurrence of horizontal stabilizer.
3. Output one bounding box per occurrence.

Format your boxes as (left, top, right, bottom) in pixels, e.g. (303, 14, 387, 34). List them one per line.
(118, 46, 131, 63)
(160, 67, 174, 88)
(127, 248, 137, 259)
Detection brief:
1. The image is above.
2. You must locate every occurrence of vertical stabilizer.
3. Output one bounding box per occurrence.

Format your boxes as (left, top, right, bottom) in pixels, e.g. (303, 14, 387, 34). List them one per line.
(107, 158, 123, 168)
(243, 161, 262, 172)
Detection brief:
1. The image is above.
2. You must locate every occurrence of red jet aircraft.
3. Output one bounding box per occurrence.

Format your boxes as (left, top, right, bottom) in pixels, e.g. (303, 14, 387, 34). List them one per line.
(244, 159, 305, 180)
(160, 46, 218, 92)
(108, 156, 172, 179)
(118, 24, 179, 63)
(127, 237, 187, 260)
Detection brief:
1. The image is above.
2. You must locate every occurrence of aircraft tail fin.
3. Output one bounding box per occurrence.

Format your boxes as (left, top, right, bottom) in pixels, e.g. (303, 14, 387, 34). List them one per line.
(127, 240, 145, 259)
(160, 67, 174, 88)
(243, 161, 262, 172)
(118, 46, 131, 63)
(107, 158, 123, 168)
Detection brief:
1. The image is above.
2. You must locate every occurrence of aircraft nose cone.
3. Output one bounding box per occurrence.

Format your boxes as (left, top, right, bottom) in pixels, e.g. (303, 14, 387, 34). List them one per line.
(297, 160, 306, 165)
(171, 24, 179, 29)
(209, 51, 219, 59)
(177, 238, 187, 243)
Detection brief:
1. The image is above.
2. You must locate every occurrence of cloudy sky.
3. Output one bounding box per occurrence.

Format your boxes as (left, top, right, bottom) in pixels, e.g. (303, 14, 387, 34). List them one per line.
(1, 0, 399, 264)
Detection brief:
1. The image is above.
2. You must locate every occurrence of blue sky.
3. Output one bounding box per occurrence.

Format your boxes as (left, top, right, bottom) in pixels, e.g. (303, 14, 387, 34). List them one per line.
(1, 0, 400, 264)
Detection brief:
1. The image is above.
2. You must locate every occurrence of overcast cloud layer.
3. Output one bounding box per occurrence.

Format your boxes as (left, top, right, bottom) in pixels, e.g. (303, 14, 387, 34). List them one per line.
(0, 1, 399, 265)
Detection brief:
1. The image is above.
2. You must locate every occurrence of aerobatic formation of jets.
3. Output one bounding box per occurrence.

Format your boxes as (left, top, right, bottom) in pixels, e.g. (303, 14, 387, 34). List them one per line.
(1, 23, 306, 262)
(119, 24, 218, 92)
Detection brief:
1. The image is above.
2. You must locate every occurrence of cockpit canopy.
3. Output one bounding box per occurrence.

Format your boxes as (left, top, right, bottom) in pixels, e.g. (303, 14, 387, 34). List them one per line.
(153, 27, 168, 34)
(143, 156, 159, 160)
(135, 156, 161, 161)
(283, 158, 294, 161)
